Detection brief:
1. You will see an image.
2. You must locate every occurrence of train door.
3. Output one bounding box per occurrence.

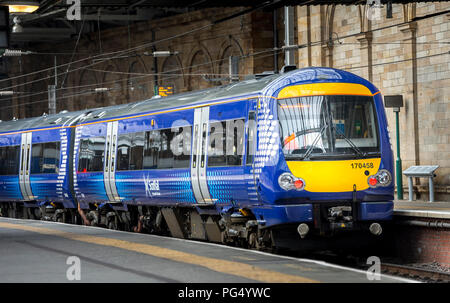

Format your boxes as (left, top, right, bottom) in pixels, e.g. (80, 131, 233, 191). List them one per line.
(104, 121, 121, 202)
(190, 107, 213, 204)
(19, 132, 34, 200)
(244, 100, 258, 203)
(205, 101, 248, 205)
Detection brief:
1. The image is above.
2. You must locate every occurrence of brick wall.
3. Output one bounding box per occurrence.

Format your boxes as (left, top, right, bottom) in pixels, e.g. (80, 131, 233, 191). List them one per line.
(297, 3, 450, 200)
(385, 218, 450, 267)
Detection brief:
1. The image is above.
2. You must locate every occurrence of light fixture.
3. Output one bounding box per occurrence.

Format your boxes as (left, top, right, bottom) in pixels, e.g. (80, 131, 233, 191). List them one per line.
(143, 50, 179, 57)
(2, 1, 40, 14)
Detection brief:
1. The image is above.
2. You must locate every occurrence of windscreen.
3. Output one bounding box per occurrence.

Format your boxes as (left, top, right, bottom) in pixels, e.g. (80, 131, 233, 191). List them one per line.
(278, 95, 380, 160)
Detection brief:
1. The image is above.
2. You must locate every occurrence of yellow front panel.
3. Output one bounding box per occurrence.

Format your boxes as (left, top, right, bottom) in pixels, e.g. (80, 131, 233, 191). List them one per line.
(286, 158, 381, 192)
(277, 83, 374, 99)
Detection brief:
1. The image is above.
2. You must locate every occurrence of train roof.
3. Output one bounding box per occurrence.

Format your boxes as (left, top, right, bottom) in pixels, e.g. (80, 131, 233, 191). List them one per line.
(0, 72, 279, 133)
(77, 72, 279, 124)
(0, 109, 90, 134)
(0, 67, 378, 134)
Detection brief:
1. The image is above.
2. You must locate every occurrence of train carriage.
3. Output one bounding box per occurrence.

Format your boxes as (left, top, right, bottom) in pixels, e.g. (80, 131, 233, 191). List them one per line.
(0, 67, 394, 250)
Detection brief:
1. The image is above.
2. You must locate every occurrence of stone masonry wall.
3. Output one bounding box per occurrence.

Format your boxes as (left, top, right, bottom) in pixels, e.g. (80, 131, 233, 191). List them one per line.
(297, 3, 450, 200)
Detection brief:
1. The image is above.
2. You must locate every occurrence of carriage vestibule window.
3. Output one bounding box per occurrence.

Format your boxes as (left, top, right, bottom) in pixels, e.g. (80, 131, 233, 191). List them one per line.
(30, 142, 61, 174)
(78, 137, 105, 172)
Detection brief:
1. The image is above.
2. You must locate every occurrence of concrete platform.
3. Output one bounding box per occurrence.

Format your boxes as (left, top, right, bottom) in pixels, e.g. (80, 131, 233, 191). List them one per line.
(0, 217, 415, 283)
(394, 200, 450, 219)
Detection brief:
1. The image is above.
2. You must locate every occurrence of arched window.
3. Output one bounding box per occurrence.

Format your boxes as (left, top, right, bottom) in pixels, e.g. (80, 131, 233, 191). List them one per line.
(218, 45, 243, 85)
(101, 65, 123, 106)
(28, 77, 49, 117)
(188, 50, 212, 91)
(160, 56, 183, 94)
(78, 70, 100, 110)
(128, 60, 150, 103)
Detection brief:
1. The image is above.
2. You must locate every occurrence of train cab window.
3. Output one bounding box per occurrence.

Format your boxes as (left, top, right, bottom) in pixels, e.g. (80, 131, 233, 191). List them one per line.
(278, 95, 380, 159)
(30, 142, 60, 174)
(208, 119, 244, 167)
(0, 145, 20, 175)
(78, 137, 105, 172)
(246, 111, 256, 165)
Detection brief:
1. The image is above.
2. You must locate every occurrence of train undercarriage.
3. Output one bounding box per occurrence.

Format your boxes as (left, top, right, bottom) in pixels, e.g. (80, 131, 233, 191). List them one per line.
(0, 201, 384, 253)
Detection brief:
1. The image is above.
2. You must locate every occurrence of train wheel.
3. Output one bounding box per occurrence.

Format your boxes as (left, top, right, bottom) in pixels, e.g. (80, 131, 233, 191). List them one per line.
(108, 215, 119, 230)
(8, 203, 16, 218)
(248, 232, 258, 249)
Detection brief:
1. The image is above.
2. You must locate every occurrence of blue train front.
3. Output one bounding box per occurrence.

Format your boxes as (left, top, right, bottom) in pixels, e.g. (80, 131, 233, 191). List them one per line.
(0, 67, 394, 250)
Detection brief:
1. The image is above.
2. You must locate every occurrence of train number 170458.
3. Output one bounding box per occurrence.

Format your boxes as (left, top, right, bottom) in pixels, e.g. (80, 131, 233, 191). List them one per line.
(351, 162, 374, 169)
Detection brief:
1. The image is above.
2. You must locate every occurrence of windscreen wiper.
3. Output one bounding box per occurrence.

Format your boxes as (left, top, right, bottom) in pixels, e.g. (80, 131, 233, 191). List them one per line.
(300, 123, 329, 160)
(332, 124, 366, 157)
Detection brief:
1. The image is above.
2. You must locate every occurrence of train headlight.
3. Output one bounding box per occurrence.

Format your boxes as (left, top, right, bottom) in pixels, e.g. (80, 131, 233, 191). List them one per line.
(279, 173, 295, 190)
(376, 169, 392, 186)
(278, 173, 305, 191)
(368, 169, 392, 188)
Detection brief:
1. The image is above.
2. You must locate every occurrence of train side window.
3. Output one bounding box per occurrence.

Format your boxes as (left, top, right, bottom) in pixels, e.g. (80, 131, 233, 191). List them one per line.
(31, 144, 42, 174)
(143, 130, 160, 169)
(31, 142, 60, 174)
(117, 134, 131, 171)
(130, 132, 144, 170)
(78, 137, 105, 172)
(0, 147, 6, 175)
(158, 129, 174, 169)
(208, 121, 226, 167)
(172, 126, 191, 168)
(208, 119, 244, 167)
(0, 145, 20, 175)
(143, 127, 191, 170)
(226, 119, 244, 166)
(42, 142, 60, 174)
(246, 111, 256, 165)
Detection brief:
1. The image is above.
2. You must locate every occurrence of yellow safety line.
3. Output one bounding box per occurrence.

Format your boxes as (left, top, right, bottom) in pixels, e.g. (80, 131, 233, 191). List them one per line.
(0, 222, 319, 283)
(394, 206, 450, 211)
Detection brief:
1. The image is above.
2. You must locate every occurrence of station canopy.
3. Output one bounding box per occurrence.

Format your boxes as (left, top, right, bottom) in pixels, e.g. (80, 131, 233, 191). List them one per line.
(3, 0, 447, 46)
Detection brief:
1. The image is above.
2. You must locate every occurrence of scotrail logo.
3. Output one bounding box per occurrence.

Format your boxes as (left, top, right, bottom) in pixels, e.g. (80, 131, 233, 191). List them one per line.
(144, 175, 160, 197)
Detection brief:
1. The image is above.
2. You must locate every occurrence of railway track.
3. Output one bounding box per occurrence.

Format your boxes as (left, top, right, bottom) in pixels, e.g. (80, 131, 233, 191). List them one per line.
(381, 263, 450, 282)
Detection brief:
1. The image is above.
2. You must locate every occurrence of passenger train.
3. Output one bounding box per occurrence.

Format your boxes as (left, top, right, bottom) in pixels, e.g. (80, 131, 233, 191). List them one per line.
(0, 67, 394, 250)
